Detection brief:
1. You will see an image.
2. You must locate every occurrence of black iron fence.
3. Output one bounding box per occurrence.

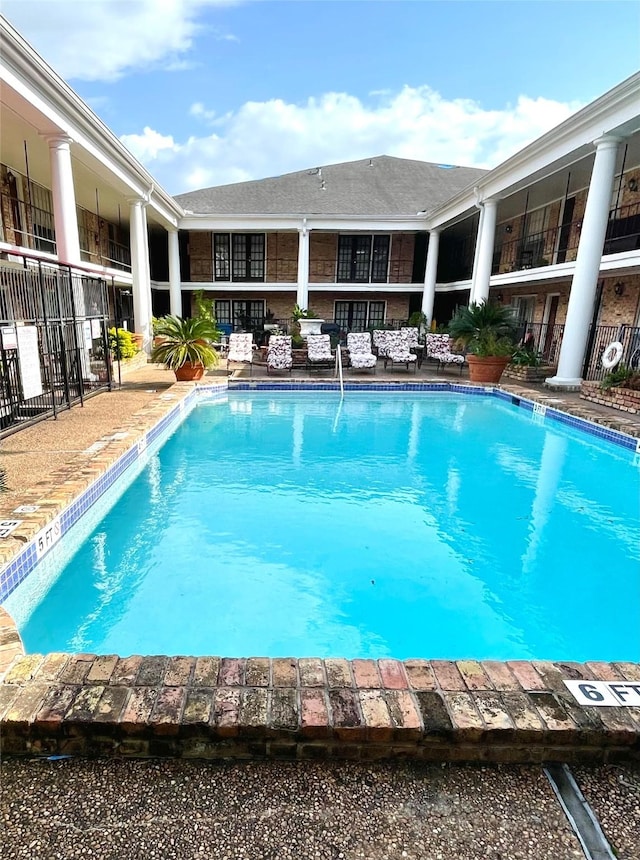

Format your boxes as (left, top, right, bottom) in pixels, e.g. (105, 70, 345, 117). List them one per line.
(513, 321, 565, 366)
(0, 253, 111, 436)
(582, 323, 640, 382)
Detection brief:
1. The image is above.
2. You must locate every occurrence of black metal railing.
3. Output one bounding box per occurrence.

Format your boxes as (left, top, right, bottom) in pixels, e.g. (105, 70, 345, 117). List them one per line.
(0, 252, 111, 436)
(582, 324, 640, 381)
(0, 190, 57, 256)
(604, 201, 640, 255)
(513, 321, 566, 365)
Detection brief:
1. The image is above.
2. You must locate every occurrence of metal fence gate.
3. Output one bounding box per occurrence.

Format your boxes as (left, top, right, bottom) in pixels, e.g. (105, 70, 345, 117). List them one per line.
(0, 256, 111, 436)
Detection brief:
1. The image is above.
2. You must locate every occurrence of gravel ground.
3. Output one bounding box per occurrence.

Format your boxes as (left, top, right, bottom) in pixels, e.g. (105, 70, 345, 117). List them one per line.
(572, 763, 640, 860)
(1, 759, 584, 860)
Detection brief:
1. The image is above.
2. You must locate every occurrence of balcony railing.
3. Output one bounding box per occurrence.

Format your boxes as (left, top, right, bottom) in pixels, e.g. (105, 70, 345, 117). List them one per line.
(0, 190, 57, 256)
(1, 193, 132, 273)
(604, 201, 640, 255)
(492, 202, 640, 276)
(79, 240, 132, 272)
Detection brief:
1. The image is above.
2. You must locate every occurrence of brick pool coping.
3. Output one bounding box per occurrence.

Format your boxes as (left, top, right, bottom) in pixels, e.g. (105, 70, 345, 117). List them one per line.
(1, 377, 639, 762)
(1, 654, 639, 763)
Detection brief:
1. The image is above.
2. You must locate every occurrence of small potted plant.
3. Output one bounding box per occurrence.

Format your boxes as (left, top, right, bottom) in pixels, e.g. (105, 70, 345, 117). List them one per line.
(151, 315, 220, 381)
(449, 300, 518, 383)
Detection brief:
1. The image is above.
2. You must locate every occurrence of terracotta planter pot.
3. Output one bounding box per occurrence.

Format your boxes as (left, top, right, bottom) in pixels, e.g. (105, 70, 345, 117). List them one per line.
(175, 361, 205, 381)
(467, 354, 512, 384)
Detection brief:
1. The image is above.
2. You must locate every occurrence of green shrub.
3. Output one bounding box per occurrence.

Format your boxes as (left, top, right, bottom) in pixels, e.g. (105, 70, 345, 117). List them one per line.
(151, 316, 220, 371)
(600, 364, 634, 390)
(108, 327, 139, 360)
(510, 345, 543, 367)
(448, 301, 518, 357)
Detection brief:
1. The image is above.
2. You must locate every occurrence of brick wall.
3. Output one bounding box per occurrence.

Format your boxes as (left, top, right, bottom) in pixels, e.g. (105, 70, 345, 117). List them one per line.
(309, 234, 338, 283)
(0, 166, 18, 245)
(581, 381, 640, 414)
(188, 232, 213, 281)
(598, 275, 640, 326)
(266, 232, 298, 283)
(388, 234, 415, 283)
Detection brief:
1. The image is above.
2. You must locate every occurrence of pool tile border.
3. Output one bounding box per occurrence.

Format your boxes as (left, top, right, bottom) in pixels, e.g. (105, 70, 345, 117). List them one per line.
(229, 379, 640, 450)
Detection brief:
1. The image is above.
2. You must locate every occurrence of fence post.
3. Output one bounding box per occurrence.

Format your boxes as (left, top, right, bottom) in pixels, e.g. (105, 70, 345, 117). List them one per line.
(53, 267, 72, 410)
(67, 265, 85, 406)
(37, 260, 57, 419)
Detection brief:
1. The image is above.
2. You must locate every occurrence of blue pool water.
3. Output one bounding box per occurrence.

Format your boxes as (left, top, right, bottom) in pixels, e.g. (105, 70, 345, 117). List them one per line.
(7, 392, 640, 661)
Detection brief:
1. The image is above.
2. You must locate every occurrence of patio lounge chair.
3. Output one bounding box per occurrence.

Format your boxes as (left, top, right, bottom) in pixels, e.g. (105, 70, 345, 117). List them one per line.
(347, 332, 377, 373)
(383, 329, 417, 372)
(425, 333, 465, 374)
(227, 333, 254, 375)
(306, 334, 333, 372)
(401, 327, 420, 348)
(266, 335, 293, 374)
(372, 329, 390, 359)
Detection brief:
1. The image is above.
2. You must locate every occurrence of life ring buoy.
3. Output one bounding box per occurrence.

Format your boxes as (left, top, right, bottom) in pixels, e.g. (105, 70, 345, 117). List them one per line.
(601, 341, 624, 369)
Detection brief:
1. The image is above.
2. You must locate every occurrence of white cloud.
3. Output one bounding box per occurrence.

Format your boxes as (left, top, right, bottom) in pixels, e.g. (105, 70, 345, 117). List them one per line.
(122, 86, 583, 194)
(121, 127, 180, 161)
(2, 0, 238, 81)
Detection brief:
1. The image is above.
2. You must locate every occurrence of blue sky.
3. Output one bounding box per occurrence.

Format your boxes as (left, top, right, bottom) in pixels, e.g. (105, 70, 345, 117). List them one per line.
(4, 1, 639, 194)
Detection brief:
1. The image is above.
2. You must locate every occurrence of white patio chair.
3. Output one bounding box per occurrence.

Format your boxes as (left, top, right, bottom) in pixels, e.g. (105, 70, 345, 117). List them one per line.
(383, 329, 417, 372)
(227, 333, 254, 375)
(266, 335, 293, 374)
(347, 332, 377, 373)
(306, 334, 333, 372)
(425, 333, 465, 374)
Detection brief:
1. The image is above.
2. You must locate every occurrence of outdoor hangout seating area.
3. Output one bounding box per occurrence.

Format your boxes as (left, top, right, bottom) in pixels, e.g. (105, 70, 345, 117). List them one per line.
(216, 325, 468, 378)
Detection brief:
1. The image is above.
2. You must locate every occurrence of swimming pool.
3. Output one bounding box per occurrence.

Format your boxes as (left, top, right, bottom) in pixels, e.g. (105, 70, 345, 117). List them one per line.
(5, 390, 640, 661)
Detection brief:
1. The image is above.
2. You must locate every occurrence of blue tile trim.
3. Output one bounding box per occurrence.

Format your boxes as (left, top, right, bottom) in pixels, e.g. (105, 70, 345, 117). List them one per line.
(3, 380, 637, 604)
(0, 397, 190, 603)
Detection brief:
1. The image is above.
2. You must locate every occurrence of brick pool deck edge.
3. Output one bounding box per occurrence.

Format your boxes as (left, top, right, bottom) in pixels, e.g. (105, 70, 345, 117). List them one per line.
(1, 377, 639, 763)
(1, 654, 639, 763)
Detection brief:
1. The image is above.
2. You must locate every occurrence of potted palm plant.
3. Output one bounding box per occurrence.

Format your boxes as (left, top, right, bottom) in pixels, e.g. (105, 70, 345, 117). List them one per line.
(449, 300, 518, 383)
(151, 315, 220, 381)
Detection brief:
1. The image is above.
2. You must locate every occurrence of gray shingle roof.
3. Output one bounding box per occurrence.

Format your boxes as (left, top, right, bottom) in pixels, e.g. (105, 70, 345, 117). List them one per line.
(174, 155, 487, 217)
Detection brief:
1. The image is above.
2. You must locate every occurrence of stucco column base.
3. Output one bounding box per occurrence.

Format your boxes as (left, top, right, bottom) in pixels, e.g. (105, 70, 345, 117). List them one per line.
(544, 375, 582, 391)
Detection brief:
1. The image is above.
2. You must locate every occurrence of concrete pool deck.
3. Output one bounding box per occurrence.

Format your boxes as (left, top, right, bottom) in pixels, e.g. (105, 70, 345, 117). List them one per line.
(0, 363, 639, 766)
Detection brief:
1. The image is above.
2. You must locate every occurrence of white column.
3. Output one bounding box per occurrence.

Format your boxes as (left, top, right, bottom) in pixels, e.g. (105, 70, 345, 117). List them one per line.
(421, 229, 440, 327)
(129, 198, 152, 353)
(296, 221, 309, 309)
(46, 134, 81, 264)
(469, 206, 484, 304)
(168, 228, 182, 317)
(140, 201, 153, 327)
(546, 136, 622, 388)
(471, 198, 498, 305)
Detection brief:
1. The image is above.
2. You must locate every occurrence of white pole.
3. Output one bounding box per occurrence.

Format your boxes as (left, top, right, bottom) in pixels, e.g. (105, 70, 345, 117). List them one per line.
(472, 199, 498, 306)
(546, 136, 621, 388)
(46, 134, 81, 264)
(168, 228, 182, 317)
(421, 229, 440, 327)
